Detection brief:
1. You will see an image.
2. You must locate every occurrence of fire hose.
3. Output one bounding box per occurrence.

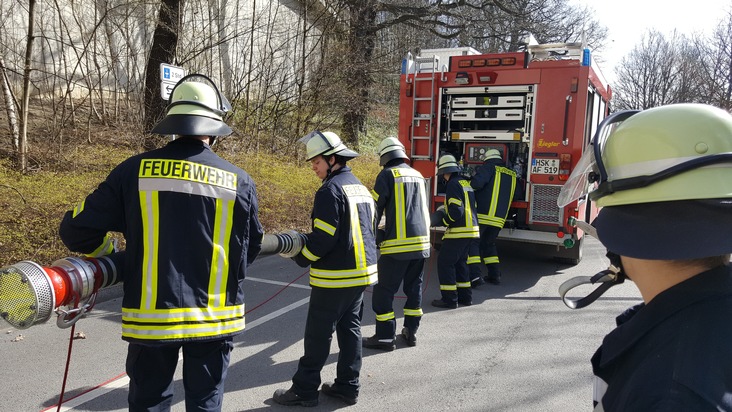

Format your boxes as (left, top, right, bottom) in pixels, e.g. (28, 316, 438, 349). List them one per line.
(0, 231, 306, 330)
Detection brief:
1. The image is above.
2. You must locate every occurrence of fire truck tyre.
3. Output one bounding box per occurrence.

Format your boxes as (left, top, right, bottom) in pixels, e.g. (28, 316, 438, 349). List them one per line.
(552, 237, 583, 265)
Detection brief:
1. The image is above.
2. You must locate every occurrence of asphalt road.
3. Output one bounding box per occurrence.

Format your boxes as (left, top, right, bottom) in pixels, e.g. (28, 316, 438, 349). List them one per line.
(0, 237, 642, 411)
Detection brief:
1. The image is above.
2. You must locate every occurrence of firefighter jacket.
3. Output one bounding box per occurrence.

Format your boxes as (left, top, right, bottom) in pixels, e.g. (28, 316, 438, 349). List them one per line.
(59, 138, 264, 344)
(296, 166, 379, 288)
(470, 158, 517, 228)
(371, 162, 431, 260)
(441, 175, 479, 240)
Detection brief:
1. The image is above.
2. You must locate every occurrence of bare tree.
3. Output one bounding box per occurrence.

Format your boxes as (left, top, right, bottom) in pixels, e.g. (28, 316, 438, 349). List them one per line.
(700, 9, 732, 110)
(613, 30, 689, 111)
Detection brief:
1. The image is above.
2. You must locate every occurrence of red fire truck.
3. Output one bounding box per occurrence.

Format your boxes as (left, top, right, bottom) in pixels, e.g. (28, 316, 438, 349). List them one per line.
(398, 42, 611, 264)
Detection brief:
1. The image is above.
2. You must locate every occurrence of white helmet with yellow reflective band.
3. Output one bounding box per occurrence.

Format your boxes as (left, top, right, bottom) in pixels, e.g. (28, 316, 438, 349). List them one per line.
(151, 74, 232, 137)
(436, 154, 460, 175)
(300, 130, 359, 161)
(377, 136, 408, 166)
(559, 103, 732, 260)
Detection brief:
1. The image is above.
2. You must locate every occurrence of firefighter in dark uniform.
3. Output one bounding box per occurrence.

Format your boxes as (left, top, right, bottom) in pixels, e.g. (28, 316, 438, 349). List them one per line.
(362, 137, 430, 351)
(58, 74, 264, 412)
(470, 148, 516, 285)
(431, 154, 479, 309)
(273, 131, 378, 407)
(556, 103, 732, 411)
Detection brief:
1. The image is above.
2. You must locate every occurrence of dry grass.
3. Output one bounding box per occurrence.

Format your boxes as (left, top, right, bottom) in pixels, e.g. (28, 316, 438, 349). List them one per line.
(0, 141, 381, 266)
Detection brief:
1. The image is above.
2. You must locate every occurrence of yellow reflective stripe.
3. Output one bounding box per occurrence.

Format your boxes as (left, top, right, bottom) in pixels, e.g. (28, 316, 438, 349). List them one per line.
(122, 317, 245, 340)
(440, 284, 457, 291)
(209, 198, 234, 308)
(379, 237, 431, 255)
(462, 181, 476, 228)
(301, 246, 319, 261)
(376, 311, 395, 321)
(404, 308, 423, 317)
(484, 256, 500, 264)
(314, 218, 336, 236)
(371, 189, 379, 202)
(309, 265, 377, 288)
(72, 200, 85, 217)
(391, 169, 407, 240)
(477, 214, 506, 227)
(467, 255, 481, 264)
(457, 281, 471, 288)
(444, 226, 480, 239)
(122, 305, 245, 322)
(139, 191, 160, 310)
(343, 184, 373, 271)
(448, 198, 463, 207)
(85, 234, 114, 257)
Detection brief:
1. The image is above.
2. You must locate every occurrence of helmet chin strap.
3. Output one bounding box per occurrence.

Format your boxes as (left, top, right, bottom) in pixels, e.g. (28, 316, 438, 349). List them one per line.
(559, 251, 626, 309)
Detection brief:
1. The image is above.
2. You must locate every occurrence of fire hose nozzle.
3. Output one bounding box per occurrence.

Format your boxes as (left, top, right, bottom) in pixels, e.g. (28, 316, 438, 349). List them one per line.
(0, 252, 124, 330)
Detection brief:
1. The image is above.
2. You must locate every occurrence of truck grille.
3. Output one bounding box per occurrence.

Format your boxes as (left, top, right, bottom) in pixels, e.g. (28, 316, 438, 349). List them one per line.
(530, 184, 562, 225)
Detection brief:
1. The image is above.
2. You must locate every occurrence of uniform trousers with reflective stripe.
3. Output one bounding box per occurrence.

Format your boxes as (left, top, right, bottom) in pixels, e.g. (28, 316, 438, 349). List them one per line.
(479, 225, 502, 278)
(126, 337, 234, 412)
(291, 285, 366, 400)
(467, 238, 483, 282)
(437, 237, 472, 303)
(373, 255, 425, 339)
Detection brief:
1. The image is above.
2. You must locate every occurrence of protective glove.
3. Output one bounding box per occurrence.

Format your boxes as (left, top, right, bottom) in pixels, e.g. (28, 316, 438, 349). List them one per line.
(430, 205, 446, 227)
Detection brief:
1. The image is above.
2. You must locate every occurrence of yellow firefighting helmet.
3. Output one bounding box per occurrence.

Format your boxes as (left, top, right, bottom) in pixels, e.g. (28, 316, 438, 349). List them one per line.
(482, 148, 502, 161)
(377, 136, 408, 166)
(300, 131, 359, 161)
(151, 74, 232, 136)
(558, 103, 732, 259)
(436, 154, 460, 175)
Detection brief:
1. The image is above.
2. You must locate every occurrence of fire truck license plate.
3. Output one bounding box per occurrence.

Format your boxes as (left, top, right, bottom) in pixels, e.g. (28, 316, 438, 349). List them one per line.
(531, 158, 559, 174)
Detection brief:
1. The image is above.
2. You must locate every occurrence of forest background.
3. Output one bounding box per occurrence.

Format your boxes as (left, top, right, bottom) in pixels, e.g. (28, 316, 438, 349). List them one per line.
(1, 0, 732, 266)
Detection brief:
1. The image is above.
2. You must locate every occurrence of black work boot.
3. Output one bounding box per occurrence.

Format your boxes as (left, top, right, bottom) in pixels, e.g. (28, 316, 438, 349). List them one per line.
(431, 298, 458, 309)
(471, 276, 486, 288)
(273, 388, 318, 407)
(362, 335, 396, 351)
(321, 382, 358, 405)
(400, 327, 417, 347)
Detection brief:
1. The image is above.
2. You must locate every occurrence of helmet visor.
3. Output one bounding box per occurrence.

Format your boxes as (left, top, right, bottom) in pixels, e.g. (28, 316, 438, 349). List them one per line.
(557, 110, 639, 207)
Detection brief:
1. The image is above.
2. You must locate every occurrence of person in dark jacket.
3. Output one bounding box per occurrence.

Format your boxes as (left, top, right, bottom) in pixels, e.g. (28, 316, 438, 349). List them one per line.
(58, 74, 264, 412)
(362, 137, 430, 351)
(273, 131, 378, 407)
(556, 103, 732, 411)
(430, 154, 479, 309)
(470, 148, 516, 285)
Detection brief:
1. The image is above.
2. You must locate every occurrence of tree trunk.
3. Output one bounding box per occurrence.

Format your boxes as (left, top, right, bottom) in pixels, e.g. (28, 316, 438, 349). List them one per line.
(20, 0, 36, 172)
(340, 1, 376, 148)
(0, 57, 19, 151)
(143, 0, 182, 149)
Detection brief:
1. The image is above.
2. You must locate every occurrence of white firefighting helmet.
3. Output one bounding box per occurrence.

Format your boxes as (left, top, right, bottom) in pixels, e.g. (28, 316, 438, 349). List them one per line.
(436, 154, 460, 175)
(482, 148, 502, 161)
(378, 136, 408, 166)
(299, 130, 359, 161)
(151, 74, 232, 137)
(558, 103, 732, 259)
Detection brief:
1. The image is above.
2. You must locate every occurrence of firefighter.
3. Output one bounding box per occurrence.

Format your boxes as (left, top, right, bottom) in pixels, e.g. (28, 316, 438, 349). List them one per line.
(557, 103, 732, 410)
(273, 131, 378, 407)
(431, 154, 480, 308)
(470, 148, 517, 285)
(58, 74, 264, 412)
(363, 137, 431, 351)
